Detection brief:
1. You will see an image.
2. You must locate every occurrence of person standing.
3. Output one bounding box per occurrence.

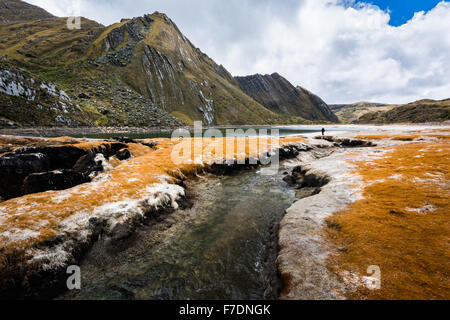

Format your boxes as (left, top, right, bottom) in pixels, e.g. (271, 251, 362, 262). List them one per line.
(321, 128, 325, 136)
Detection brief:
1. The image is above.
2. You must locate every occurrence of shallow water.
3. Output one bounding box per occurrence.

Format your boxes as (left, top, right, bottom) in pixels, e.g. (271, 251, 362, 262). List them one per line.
(60, 165, 296, 300)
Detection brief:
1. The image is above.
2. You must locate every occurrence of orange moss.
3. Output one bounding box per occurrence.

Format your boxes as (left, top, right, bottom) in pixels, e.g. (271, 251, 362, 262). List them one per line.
(356, 133, 450, 141)
(326, 139, 450, 299)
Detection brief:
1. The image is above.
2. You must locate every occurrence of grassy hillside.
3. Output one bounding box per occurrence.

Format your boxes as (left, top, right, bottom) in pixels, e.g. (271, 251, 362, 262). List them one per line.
(357, 99, 450, 124)
(0, 1, 304, 128)
(330, 102, 396, 123)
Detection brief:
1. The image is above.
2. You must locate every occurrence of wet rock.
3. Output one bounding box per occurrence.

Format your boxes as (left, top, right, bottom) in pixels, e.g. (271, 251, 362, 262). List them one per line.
(16, 143, 126, 169)
(23, 169, 90, 194)
(282, 175, 297, 186)
(279, 144, 312, 160)
(315, 136, 375, 148)
(302, 171, 330, 188)
(295, 187, 321, 200)
(116, 148, 131, 160)
(0, 152, 50, 199)
(72, 153, 103, 173)
(283, 165, 330, 189)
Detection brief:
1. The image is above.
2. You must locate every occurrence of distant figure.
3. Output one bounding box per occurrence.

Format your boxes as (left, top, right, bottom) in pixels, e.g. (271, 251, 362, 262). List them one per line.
(321, 128, 325, 136)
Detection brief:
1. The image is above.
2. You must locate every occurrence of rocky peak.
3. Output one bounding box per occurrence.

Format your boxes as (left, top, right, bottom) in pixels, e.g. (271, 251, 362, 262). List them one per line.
(235, 73, 339, 122)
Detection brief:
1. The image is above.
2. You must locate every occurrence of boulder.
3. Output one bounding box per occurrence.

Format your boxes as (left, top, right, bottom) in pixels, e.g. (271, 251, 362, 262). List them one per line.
(72, 153, 104, 173)
(115, 148, 131, 160)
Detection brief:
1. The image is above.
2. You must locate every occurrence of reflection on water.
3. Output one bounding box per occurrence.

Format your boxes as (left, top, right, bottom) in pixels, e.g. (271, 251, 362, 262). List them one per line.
(61, 166, 295, 300)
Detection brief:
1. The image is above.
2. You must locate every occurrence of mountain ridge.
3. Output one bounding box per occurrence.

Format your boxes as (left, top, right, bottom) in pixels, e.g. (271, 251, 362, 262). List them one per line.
(235, 73, 339, 123)
(0, 0, 335, 128)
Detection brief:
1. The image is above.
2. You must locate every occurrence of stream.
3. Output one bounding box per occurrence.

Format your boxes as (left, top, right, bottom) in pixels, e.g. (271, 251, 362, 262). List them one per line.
(60, 164, 297, 300)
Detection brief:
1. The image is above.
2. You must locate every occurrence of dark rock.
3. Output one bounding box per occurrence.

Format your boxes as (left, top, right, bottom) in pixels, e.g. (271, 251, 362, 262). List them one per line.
(0, 153, 50, 199)
(283, 174, 297, 186)
(315, 136, 375, 148)
(115, 148, 131, 160)
(78, 92, 90, 99)
(295, 187, 321, 200)
(284, 165, 330, 190)
(16, 143, 126, 169)
(72, 153, 103, 173)
(302, 172, 330, 188)
(23, 169, 90, 195)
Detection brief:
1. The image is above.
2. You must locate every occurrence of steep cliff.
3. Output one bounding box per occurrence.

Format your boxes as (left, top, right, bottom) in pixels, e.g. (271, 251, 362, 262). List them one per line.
(235, 73, 339, 123)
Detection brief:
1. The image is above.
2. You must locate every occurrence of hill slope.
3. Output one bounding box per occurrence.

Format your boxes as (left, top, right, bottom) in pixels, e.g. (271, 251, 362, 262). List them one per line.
(235, 73, 338, 123)
(0, 1, 299, 128)
(330, 102, 396, 123)
(0, 0, 54, 22)
(357, 99, 450, 124)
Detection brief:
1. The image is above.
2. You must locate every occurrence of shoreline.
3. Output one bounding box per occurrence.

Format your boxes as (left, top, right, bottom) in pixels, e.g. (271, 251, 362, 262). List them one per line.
(1, 122, 448, 138)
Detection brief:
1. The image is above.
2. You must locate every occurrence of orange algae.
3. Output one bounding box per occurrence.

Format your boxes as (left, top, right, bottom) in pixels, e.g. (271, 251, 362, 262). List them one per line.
(326, 138, 450, 299)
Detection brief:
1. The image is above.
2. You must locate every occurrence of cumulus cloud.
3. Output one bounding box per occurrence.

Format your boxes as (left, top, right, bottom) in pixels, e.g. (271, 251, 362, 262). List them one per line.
(26, 0, 450, 104)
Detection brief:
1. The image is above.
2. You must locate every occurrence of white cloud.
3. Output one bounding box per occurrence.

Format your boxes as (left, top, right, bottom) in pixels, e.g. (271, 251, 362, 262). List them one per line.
(26, 0, 450, 104)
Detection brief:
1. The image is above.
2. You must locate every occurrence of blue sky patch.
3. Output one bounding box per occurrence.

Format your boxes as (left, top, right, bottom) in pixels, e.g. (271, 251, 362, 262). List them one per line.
(362, 0, 445, 26)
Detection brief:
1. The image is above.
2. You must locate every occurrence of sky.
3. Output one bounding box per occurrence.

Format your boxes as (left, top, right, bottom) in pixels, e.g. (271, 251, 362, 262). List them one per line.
(26, 0, 450, 104)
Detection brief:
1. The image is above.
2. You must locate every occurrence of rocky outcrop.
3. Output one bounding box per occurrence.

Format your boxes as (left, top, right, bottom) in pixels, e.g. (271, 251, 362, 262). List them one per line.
(235, 73, 339, 122)
(0, 142, 126, 199)
(315, 136, 376, 148)
(283, 165, 330, 189)
(0, 65, 90, 127)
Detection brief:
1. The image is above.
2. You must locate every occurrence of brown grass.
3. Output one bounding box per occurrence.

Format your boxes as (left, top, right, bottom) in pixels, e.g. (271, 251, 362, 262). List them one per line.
(326, 136, 450, 299)
(356, 133, 450, 141)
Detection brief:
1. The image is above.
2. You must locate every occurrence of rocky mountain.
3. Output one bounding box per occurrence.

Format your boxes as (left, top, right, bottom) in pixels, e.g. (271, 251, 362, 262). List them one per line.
(357, 99, 450, 124)
(0, 0, 302, 128)
(330, 102, 396, 123)
(235, 73, 339, 123)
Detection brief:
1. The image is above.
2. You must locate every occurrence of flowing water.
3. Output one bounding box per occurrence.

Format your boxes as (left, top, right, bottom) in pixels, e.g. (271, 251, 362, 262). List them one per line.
(60, 165, 296, 300)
